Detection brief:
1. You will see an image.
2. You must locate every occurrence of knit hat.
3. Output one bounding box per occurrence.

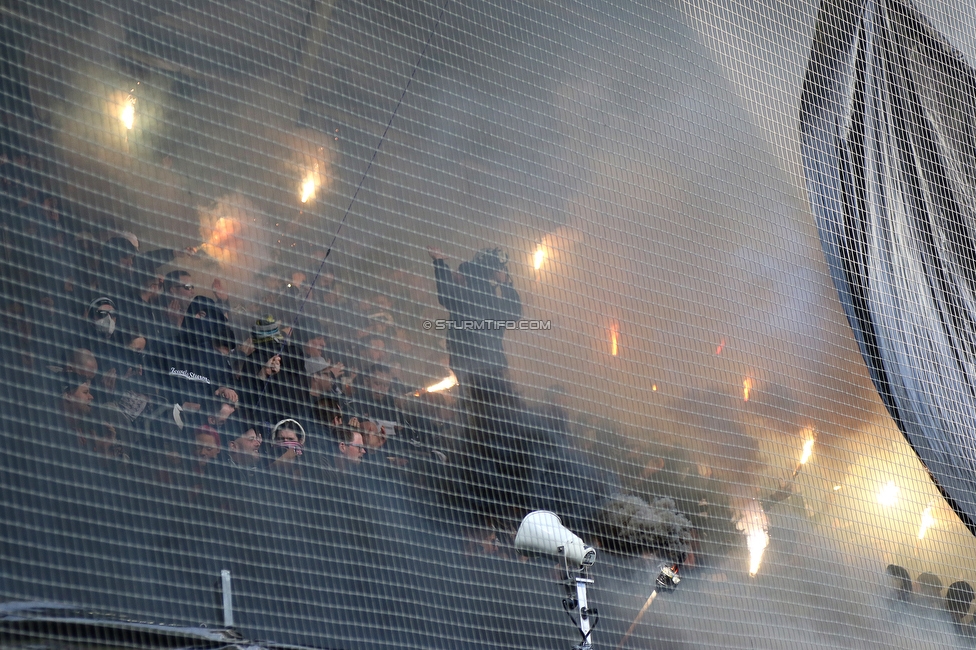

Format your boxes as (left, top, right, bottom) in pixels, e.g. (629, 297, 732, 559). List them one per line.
(252, 315, 282, 344)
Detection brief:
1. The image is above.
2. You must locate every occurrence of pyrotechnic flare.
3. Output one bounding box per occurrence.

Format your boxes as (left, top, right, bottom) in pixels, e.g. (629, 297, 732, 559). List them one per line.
(742, 377, 753, 402)
(877, 481, 899, 507)
(746, 529, 769, 577)
(616, 564, 680, 649)
(300, 167, 319, 204)
(119, 95, 135, 131)
(425, 372, 457, 393)
(617, 564, 681, 650)
(655, 565, 680, 593)
(791, 435, 815, 479)
(532, 245, 545, 270)
(917, 501, 936, 540)
(736, 499, 769, 577)
(915, 499, 935, 555)
(610, 321, 619, 357)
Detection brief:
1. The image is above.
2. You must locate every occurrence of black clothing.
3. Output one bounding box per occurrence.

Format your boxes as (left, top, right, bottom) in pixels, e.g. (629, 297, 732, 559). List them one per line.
(240, 341, 310, 426)
(149, 309, 237, 408)
(349, 390, 400, 424)
(432, 258, 521, 377)
(124, 294, 164, 343)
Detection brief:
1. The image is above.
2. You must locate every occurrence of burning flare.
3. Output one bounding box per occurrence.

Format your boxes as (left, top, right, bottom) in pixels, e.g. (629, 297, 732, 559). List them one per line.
(799, 437, 815, 465)
(747, 529, 770, 577)
(119, 95, 135, 130)
(425, 372, 457, 393)
(736, 499, 769, 577)
(610, 321, 619, 356)
(532, 245, 546, 270)
(201, 216, 243, 263)
(300, 167, 319, 204)
(917, 501, 936, 540)
(877, 481, 899, 507)
(198, 193, 265, 272)
(742, 377, 753, 402)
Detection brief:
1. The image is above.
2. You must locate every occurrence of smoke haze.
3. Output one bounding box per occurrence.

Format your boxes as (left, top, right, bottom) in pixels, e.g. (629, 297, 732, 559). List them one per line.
(5, 0, 976, 647)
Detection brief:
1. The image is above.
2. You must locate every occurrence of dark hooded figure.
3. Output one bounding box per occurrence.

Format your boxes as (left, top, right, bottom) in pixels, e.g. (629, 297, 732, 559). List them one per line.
(149, 296, 239, 412)
(429, 247, 522, 383)
(450, 373, 550, 526)
(240, 315, 311, 427)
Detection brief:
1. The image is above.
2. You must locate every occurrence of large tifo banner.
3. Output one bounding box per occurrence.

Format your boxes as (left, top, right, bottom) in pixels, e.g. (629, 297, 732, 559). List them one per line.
(4, 0, 976, 648)
(802, 0, 976, 533)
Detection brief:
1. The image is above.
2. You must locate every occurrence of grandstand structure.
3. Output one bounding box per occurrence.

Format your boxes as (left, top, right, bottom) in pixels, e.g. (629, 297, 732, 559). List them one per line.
(2, 0, 976, 648)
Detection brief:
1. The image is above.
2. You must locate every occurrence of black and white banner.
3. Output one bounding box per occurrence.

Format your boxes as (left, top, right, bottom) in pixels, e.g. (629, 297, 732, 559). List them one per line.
(802, 0, 976, 532)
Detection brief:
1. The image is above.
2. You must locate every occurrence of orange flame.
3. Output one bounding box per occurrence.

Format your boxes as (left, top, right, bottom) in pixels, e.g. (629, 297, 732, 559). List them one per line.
(743, 377, 753, 402)
(300, 165, 321, 204)
(747, 529, 769, 576)
(425, 372, 458, 393)
(716, 338, 725, 355)
(737, 500, 769, 577)
(918, 502, 936, 540)
(119, 95, 135, 130)
(532, 246, 546, 270)
(877, 481, 899, 507)
(201, 216, 242, 263)
(799, 438, 815, 465)
(610, 322, 619, 356)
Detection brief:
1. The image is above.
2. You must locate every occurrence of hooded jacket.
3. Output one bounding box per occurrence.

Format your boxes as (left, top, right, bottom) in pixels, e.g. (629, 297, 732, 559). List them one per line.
(149, 297, 236, 408)
(433, 255, 522, 375)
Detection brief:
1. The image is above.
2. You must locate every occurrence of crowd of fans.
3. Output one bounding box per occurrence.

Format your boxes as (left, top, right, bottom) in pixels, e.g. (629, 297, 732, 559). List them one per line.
(0, 146, 490, 515)
(0, 145, 638, 557)
(0, 143, 775, 592)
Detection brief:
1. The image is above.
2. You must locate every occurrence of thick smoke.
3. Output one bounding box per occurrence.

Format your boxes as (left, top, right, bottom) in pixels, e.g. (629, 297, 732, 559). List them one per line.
(5, 0, 976, 648)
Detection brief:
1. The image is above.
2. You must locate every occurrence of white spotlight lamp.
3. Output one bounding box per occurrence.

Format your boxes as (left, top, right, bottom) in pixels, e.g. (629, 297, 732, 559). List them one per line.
(516, 511, 598, 650)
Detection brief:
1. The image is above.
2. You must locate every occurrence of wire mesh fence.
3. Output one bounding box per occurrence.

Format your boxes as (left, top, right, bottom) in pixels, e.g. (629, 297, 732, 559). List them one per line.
(1, 0, 976, 648)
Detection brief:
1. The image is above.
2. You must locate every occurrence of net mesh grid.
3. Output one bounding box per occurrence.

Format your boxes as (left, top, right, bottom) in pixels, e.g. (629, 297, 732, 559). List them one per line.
(2, 0, 976, 648)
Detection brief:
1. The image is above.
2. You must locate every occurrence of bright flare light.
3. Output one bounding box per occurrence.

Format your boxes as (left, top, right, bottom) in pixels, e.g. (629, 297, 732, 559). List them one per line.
(747, 529, 770, 577)
(300, 169, 318, 204)
(799, 438, 815, 465)
(201, 216, 243, 263)
(610, 322, 619, 356)
(119, 95, 135, 130)
(737, 499, 769, 577)
(425, 373, 457, 393)
(877, 481, 899, 507)
(917, 502, 936, 540)
(532, 246, 546, 270)
(743, 377, 753, 402)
